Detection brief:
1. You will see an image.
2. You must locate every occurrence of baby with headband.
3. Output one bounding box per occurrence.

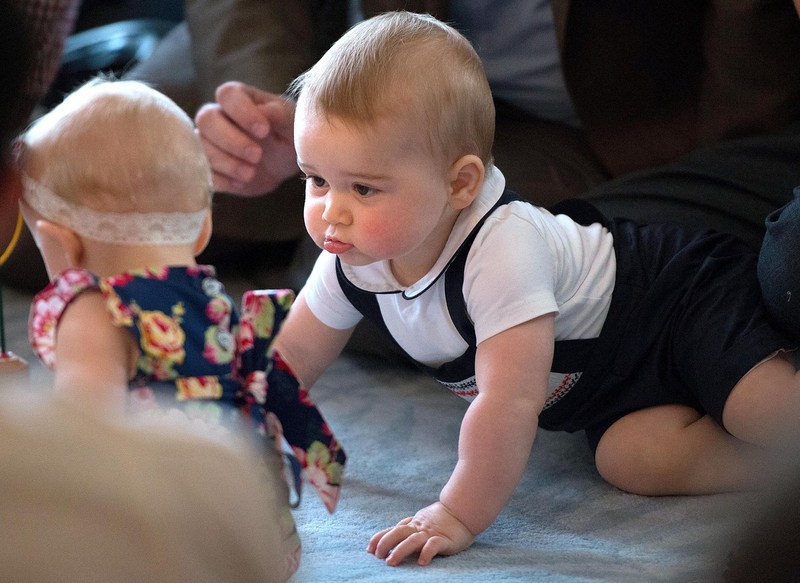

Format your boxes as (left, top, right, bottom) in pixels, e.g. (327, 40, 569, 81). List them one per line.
(18, 78, 214, 411)
(16, 78, 347, 577)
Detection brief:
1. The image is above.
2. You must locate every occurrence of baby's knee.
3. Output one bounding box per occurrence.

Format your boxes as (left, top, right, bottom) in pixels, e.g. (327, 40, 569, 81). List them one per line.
(594, 406, 707, 495)
(594, 441, 647, 494)
(594, 420, 675, 495)
(595, 439, 667, 495)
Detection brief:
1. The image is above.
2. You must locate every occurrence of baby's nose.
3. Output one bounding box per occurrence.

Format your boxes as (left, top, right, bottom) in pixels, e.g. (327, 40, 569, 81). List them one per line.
(322, 191, 350, 224)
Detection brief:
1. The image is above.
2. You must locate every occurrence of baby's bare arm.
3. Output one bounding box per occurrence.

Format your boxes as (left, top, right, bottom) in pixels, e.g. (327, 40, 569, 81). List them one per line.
(53, 291, 134, 414)
(368, 313, 555, 565)
(273, 290, 355, 389)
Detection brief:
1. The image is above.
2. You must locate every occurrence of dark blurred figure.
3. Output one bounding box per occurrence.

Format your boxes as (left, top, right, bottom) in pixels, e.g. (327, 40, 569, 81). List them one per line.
(724, 444, 800, 582)
(0, 1, 36, 248)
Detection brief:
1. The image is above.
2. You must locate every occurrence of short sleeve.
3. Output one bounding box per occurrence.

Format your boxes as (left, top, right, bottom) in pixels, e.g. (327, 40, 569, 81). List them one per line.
(29, 268, 100, 370)
(302, 252, 363, 330)
(464, 207, 560, 345)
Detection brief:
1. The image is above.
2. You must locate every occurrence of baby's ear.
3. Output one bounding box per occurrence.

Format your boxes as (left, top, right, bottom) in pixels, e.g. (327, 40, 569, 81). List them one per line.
(448, 155, 485, 210)
(193, 210, 212, 257)
(35, 219, 84, 276)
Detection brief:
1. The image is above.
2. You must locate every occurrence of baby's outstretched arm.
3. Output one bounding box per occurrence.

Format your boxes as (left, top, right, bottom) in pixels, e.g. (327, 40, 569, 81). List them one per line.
(54, 291, 137, 413)
(273, 291, 355, 389)
(367, 313, 554, 566)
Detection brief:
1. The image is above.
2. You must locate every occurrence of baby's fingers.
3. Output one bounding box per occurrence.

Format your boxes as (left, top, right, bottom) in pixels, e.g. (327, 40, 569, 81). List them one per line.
(418, 535, 449, 566)
(385, 532, 430, 567)
(371, 524, 418, 560)
(367, 517, 413, 554)
(366, 527, 393, 554)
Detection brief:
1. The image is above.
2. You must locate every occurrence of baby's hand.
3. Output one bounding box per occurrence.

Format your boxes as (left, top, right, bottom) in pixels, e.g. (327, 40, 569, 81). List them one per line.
(366, 501, 476, 566)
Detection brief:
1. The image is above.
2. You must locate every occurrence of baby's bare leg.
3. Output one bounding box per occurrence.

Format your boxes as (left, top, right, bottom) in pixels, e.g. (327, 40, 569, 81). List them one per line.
(595, 352, 800, 495)
(594, 404, 763, 495)
(722, 351, 800, 446)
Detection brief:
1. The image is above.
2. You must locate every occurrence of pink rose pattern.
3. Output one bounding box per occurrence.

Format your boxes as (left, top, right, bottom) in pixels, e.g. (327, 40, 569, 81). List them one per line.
(29, 268, 97, 369)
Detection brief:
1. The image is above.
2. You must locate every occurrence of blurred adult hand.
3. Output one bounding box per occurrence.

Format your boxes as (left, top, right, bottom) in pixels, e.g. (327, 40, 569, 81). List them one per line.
(195, 82, 299, 196)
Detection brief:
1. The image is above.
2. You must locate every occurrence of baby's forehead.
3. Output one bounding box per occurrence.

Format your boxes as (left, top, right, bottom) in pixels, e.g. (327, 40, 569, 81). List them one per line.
(298, 99, 422, 150)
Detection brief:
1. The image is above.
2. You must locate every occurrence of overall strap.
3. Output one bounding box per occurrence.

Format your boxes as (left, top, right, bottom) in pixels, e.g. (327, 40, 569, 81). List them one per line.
(443, 195, 607, 376)
(548, 197, 610, 230)
(443, 189, 526, 345)
(335, 259, 406, 355)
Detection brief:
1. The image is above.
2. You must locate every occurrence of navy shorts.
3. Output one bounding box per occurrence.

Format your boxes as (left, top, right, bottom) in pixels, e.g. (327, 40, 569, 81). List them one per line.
(539, 202, 797, 454)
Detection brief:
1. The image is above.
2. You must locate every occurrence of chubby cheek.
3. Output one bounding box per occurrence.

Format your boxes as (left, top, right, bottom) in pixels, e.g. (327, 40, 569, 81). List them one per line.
(303, 199, 326, 246)
(356, 214, 411, 259)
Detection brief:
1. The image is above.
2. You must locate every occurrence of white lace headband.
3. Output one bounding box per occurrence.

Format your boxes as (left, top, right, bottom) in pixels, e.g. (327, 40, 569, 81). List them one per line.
(21, 174, 207, 246)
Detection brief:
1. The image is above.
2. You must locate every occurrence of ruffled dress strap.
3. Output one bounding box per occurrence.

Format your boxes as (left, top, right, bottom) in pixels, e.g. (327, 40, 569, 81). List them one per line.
(29, 268, 101, 370)
(237, 289, 347, 514)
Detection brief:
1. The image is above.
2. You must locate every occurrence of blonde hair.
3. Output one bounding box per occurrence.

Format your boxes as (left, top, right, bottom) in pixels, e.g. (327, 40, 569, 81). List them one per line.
(290, 11, 495, 169)
(18, 78, 212, 214)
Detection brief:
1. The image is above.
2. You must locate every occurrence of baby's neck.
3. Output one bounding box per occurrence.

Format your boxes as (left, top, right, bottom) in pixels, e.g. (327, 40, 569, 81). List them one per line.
(80, 240, 199, 277)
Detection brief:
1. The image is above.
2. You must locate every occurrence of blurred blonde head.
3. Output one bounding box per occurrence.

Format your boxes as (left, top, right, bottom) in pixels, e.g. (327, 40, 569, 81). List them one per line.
(18, 78, 212, 215)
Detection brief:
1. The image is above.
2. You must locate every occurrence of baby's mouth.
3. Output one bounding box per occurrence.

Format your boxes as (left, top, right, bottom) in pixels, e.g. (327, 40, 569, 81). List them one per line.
(323, 237, 354, 255)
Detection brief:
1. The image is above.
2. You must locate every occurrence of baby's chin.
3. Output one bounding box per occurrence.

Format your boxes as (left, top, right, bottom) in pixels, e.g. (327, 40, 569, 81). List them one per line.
(338, 255, 381, 267)
(336, 250, 384, 268)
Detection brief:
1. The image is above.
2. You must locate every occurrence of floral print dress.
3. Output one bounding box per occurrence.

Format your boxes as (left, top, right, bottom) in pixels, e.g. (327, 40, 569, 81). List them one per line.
(30, 266, 347, 578)
(30, 266, 244, 396)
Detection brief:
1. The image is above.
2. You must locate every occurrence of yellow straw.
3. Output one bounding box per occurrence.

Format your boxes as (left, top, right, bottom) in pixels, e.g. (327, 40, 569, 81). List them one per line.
(0, 210, 23, 267)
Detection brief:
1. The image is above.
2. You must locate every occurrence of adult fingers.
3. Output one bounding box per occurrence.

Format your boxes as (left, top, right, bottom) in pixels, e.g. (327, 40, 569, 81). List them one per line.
(210, 170, 245, 197)
(216, 81, 274, 139)
(198, 131, 255, 191)
(261, 98, 296, 142)
(196, 103, 263, 163)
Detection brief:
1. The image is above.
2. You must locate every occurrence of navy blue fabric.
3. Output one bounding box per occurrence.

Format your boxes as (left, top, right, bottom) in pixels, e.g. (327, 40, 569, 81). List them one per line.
(543, 219, 796, 453)
(759, 186, 800, 343)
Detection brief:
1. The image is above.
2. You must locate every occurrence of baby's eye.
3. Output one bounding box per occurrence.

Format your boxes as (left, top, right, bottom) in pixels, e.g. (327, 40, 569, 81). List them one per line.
(300, 174, 328, 189)
(353, 184, 375, 196)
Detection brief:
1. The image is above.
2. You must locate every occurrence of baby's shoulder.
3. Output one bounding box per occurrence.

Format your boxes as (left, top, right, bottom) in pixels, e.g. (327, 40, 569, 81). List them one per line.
(29, 268, 101, 369)
(32, 268, 100, 314)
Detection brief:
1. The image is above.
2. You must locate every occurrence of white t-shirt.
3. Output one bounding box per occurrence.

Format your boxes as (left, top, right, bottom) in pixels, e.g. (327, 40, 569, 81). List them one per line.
(303, 168, 616, 374)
